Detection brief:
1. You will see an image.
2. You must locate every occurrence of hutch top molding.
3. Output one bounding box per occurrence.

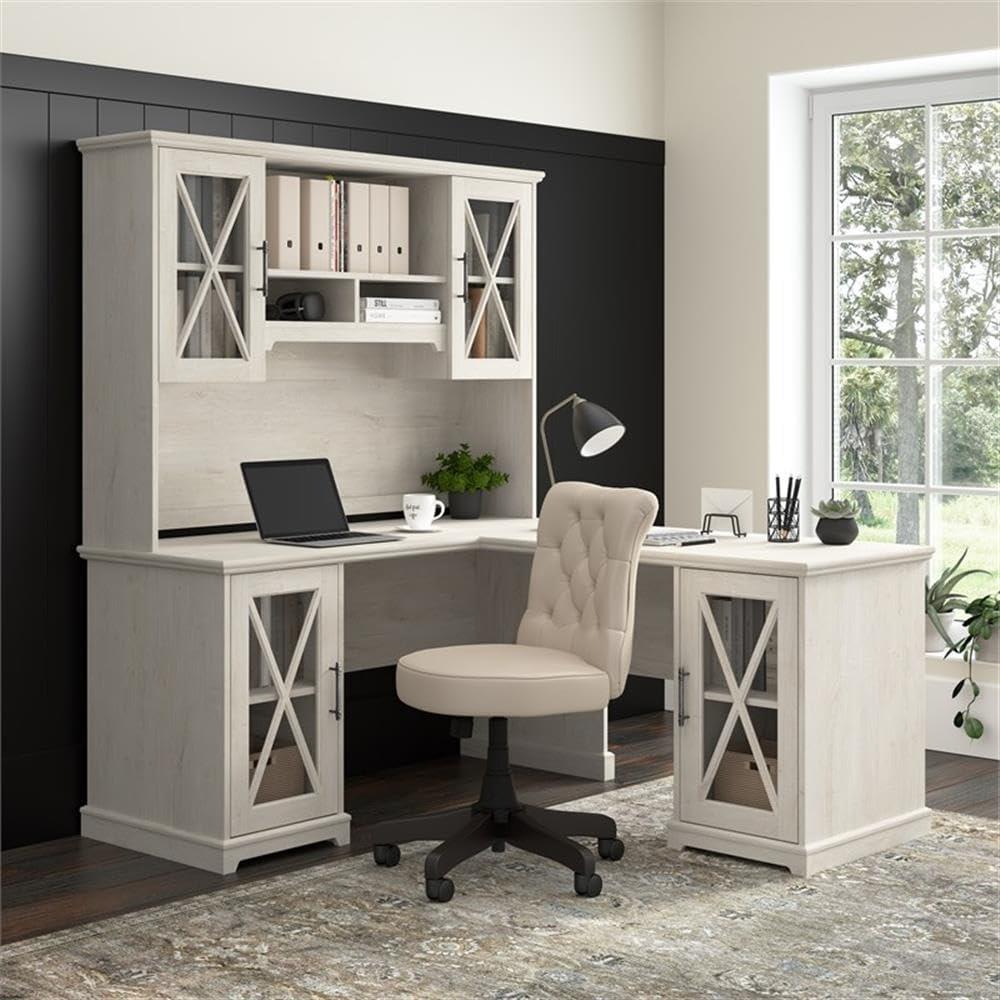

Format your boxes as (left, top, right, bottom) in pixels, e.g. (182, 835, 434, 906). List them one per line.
(79, 131, 543, 550)
(76, 130, 546, 185)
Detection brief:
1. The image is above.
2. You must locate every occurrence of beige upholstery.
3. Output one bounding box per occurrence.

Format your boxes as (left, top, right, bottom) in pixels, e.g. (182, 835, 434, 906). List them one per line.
(397, 644, 611, 718)
(516, 481, 659, 698)
(396, 482, 659, 718)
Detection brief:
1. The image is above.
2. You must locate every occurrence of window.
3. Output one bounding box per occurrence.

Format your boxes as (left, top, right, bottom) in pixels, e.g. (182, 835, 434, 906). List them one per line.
(812, 76, 999, 589)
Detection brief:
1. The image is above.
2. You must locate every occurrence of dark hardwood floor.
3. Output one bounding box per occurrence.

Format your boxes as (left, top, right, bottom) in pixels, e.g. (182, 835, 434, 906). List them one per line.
(2, 711, 996, 945)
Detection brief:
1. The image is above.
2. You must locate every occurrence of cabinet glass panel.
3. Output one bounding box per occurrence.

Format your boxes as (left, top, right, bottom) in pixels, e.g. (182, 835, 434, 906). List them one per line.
(174, 173, 250, 361)
(246, 591, 320, 806)
(464, 198, 519, 361)
(703, 705, 778, 811)
(699, 595, 779, 813)
(701, 596, 777, 696)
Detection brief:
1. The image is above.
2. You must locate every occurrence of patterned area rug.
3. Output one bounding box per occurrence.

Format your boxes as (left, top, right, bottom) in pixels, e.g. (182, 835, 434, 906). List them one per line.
(2, 777, 998, 1000)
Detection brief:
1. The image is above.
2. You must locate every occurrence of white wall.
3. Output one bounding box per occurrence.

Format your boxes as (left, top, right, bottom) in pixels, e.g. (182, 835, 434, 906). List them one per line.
(0, 1, 665, 139)
(664, 1, 999, 528)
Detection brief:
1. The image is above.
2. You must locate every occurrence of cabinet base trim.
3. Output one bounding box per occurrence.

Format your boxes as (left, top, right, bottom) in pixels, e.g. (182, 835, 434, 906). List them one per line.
(461, 738, 615, 782)
(80, 806, 352, 875)
(667, 808, 932, 876)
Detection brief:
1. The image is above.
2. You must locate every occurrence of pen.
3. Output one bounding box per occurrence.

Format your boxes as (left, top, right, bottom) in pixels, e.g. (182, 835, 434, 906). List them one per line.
(786, 477, 801, 533)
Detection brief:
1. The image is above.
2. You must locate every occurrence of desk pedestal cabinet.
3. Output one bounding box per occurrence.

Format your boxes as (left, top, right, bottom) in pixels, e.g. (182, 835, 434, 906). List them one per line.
(81, 562, 349, 875)
(668, 561, 932, 876)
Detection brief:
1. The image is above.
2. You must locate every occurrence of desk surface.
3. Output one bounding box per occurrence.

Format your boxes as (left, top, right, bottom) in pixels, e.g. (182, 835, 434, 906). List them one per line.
(79, 517, 933, 578)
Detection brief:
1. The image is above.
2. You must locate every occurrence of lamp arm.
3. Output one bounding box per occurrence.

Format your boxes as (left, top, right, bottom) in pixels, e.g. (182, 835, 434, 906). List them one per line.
(539, 393, 579, 488)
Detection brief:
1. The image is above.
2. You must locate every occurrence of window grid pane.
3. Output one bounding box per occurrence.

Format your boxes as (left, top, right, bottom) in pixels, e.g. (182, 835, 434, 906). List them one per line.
(830, 97, 999, 581)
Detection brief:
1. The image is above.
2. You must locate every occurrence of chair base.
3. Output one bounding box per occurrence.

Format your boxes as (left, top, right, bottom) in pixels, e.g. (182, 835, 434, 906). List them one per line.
(370, 717, 623, 901)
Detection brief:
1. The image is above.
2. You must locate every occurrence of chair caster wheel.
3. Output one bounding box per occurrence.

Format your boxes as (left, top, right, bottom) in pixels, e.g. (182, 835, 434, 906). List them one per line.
(491, 838, 506, 852)
(373, 844, 400, 867)
(598, 837, 625, 861)
(574, 872, 603, 897)
(426, 877, 454, 902)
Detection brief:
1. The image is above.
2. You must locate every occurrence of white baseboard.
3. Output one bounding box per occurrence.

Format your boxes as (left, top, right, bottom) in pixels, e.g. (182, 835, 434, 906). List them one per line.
(81, 806, 352, 874)
(668, 808, 932, 876)
(662, 679, 674, 711)
(462, 737, 615, 781)
(926, 654, 999, 760)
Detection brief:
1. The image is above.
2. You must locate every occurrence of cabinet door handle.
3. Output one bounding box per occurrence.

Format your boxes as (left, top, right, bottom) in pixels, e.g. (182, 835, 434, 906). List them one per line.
(255, 240, 269, 299)
(456, 252, 468, 301)
(328, 661, 342, 720)
(677, 668, 690, 726)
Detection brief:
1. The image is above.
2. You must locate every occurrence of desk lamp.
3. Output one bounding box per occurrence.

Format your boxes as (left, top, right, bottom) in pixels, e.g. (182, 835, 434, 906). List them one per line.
(539, 393, 625, 487)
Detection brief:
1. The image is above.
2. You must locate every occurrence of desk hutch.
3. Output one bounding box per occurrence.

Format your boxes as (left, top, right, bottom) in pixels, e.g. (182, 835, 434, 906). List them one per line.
(79, 131, 933, 878)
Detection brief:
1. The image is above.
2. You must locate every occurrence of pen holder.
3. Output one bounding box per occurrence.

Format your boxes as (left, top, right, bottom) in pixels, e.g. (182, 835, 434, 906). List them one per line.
(767, 498, 800, 543)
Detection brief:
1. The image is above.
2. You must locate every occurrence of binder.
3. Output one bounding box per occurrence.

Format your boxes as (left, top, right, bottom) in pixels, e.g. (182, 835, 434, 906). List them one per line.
(266, 174, 300, 270)
(346, 181, 370, 272)
(300, 178, 331, 271)
(369, 184, 389, 274)
(388, 185, 410, 274)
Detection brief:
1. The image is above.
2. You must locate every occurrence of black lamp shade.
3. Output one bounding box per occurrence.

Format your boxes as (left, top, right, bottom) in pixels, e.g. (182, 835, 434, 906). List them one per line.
(572, 399, 625, 457)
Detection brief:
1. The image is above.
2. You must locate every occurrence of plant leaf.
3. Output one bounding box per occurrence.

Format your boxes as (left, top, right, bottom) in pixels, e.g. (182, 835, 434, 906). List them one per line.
(964, 716, 984, 740)
(953, 711, 965, 728)
(951, 678, 965, 698)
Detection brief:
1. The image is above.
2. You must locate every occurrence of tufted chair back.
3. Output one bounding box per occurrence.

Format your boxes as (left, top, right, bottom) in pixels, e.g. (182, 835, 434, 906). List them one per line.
(516, 482, 659, 699)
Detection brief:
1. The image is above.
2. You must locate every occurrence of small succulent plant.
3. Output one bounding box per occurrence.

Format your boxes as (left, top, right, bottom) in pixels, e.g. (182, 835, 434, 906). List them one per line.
(810, 497, 860, 520)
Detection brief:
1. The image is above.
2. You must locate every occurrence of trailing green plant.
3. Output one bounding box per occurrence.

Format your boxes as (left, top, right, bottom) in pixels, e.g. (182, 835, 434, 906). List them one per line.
(947, 591, 999, 741)
(810, 497, 860, 520)
(421, 443, 509, 495)
(924, 548, 984, 647)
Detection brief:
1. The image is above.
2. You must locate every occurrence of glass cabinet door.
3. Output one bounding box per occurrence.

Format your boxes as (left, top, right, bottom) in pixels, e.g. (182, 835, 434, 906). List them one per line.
(678, 570, 798, 842)
(159, 148, 265, 382)
(230, 567, 341, 837)
(451, 178, 533, 379)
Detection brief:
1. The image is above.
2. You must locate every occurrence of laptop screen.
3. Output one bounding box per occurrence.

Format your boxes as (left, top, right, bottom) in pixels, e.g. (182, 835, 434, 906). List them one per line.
(241, 459, 349, 539)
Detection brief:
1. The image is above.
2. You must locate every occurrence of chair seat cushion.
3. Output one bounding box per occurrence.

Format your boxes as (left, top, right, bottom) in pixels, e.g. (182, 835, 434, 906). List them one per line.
(397, 644, 611, 718)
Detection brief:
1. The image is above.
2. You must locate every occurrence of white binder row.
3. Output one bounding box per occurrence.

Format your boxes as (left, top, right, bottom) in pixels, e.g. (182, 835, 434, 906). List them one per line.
(266, 175, 410, 275)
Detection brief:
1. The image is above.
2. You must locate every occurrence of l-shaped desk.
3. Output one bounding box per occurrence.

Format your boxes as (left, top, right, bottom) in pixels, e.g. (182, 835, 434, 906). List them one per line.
(79, 518, 932, 877)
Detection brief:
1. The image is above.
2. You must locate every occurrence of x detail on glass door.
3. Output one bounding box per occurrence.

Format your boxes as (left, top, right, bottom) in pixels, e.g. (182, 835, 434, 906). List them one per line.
(464, 200, 519, 359)
(247, 590, 321, 805)
(176, 174, 249, 360)
(698, 596, 779, 810)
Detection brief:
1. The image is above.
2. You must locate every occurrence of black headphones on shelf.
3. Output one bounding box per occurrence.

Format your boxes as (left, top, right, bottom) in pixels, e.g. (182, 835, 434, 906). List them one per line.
(265, 291, 326, 322)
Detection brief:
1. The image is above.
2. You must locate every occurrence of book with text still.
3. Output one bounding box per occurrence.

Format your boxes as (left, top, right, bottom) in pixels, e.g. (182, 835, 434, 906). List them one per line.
(362, 308, 442, 324)
(360, 297, 440, 310)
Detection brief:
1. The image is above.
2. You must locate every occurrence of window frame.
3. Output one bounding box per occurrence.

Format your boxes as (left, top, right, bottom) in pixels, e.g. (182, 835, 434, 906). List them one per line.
(810, 72, 1000, 553)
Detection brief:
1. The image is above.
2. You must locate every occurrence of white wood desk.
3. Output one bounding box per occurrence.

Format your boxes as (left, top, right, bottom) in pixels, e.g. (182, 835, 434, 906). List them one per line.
(82, 516, 928, 578)
(79, 520, 932, 876)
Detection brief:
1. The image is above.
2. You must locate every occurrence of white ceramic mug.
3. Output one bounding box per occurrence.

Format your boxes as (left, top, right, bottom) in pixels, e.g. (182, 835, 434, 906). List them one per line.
(403, 493, 445, 530)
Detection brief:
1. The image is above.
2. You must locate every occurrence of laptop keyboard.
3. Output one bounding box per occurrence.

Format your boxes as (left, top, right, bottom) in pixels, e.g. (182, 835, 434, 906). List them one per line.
(284, 531, 369, 542)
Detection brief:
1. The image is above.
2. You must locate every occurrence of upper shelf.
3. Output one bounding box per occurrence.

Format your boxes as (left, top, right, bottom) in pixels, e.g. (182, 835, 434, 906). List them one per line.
(268, 270, 446, 283)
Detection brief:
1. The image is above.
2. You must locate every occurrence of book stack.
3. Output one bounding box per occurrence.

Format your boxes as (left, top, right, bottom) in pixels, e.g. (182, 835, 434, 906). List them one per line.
(360, 296, 441, 324)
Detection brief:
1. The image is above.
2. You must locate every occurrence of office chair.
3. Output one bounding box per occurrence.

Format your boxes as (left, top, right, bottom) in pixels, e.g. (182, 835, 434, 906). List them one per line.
(371, 481, 658, 901)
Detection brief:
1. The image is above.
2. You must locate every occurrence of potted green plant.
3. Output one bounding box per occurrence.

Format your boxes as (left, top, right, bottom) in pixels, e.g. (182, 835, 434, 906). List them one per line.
(421, 443, 509, 520)
(924, 549, 984, 653)
(810, 497, 860, 546)
(947, 591, 999, 741)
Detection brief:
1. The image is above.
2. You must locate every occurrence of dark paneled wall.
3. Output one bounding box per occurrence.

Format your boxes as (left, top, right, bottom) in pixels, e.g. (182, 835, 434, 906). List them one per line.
(0, 55, 664, 848)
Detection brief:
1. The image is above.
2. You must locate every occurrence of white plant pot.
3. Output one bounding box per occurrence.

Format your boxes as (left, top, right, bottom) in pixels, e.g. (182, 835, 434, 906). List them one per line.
(925, 610, 956, 653)
(977, 630, 1000, 665)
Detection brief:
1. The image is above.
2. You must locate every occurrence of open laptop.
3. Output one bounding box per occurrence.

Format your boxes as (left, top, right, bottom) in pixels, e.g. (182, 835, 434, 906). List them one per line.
(240, 458, 399, 548)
